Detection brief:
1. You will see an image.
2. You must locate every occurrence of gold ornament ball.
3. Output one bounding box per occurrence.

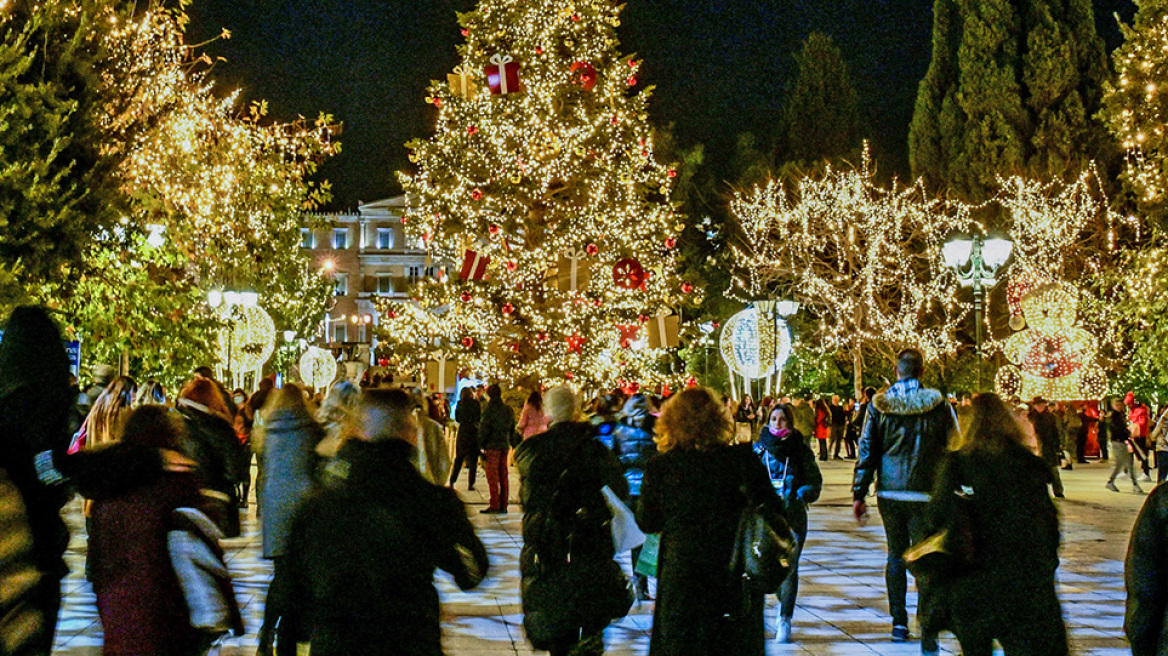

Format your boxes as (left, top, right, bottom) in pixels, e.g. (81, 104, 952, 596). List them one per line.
(300, 346, 338, 390)
(217, 305, 276, 374)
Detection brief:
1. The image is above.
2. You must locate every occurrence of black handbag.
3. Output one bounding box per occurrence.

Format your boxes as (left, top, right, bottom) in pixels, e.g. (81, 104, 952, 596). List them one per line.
(522, 558, 633, 649)
(729, 483, 798, 595)
(904, 458, 977, 582)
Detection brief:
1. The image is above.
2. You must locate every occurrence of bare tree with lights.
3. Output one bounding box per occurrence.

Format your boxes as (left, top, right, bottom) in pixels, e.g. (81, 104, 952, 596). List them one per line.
(731, 152, 967, 398)
(385, 0, 691, 388)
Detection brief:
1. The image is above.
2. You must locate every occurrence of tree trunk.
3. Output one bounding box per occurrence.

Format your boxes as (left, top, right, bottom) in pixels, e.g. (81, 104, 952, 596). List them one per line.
(853, 341, 864, 401)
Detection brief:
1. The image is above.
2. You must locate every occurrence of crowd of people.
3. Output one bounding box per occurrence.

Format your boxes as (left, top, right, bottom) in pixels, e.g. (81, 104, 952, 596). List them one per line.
(3, 303, 1168, 655)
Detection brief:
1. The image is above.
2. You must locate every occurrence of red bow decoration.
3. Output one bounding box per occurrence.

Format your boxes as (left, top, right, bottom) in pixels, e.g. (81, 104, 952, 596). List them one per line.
(617, 324, 640, 348)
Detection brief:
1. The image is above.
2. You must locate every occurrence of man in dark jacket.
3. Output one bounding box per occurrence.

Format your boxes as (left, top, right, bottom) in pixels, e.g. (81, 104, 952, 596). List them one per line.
(287, 389, 488, 656)
(1028, 397, 1065, 498)
(478, 383, 516, 514)
(853, 348, 958, 652)
(515, 386, 628, 656)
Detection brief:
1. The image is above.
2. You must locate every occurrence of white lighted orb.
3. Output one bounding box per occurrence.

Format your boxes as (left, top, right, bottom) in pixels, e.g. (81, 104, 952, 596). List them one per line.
(300, 346, 338, 390)
(719, 307, 793, 379)
(217, 305, 276, 373)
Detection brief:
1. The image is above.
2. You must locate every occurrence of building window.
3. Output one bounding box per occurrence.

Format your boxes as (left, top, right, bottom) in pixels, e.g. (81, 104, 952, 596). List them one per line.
(334, 273, 348, 297)
(377, 276, 394, 295)
(333, 324, 346, 344)
(376, 228, 394, 250)
(300, 228, 315, 249)
(333, 228, 348, 250)
(407, 266, 422, 283)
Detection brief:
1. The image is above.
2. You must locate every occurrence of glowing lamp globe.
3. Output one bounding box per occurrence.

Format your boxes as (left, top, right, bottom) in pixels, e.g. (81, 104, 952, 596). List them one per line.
(719, 307, 792, 380)
(300, 347, 338, 390)
(217, 305, 276, 373)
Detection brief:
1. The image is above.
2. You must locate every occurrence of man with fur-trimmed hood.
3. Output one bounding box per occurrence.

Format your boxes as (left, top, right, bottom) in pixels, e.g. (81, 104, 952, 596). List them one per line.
(852, 348, 958, 655)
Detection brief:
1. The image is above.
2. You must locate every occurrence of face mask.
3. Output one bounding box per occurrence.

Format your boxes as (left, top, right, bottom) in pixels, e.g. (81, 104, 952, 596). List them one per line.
(234, 396, 245, 404)
(769, 426, 791, 439)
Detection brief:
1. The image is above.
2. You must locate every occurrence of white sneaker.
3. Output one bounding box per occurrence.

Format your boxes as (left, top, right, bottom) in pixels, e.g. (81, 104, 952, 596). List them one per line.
(777, 617, 793, 643)
(1141, 474, 1153, 483)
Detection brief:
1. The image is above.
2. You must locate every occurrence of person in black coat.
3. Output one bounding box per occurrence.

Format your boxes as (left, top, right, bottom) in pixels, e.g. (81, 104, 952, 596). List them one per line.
(754, 403, 822, 643)
(176, 378, 244, 538)
(477, 383, 516, 513)
(1126, 481, 1168, 656)
(287, 389, 488, 656)
(612, 393, 658, 598)
(1028, 397, 1064, 497)
(450, 387, 482, 490)
(920, 393, 1065, 656)
(515, 386, 629, 656)
(637, 388, 787, 656)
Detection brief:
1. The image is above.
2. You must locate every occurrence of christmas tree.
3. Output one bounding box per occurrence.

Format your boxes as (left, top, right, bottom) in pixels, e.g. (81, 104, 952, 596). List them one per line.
(385, 0, 691, 389)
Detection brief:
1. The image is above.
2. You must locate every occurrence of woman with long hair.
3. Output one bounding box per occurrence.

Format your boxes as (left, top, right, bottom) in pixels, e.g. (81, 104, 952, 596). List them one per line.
(84, 376, 138, 449)
(176, 378, 243, 537)
(813, 398, 831, 461)
(257, 384, 324, 656)
(637, 388, 786, 655)
(449, 386, 482, 490)
(754, 403, 821, 643)
(315, 380, 360, 460)
(133, 380, 167, 407)
(517, 390, 549, 441)
(921, 393, 1066, 656)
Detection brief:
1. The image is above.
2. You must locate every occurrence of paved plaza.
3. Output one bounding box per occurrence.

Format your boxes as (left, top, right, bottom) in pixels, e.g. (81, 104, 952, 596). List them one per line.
(50, 459, 1144, 655)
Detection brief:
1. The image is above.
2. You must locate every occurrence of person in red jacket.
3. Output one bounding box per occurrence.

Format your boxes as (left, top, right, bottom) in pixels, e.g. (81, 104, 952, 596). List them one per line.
(1128, 392, 1152, 481)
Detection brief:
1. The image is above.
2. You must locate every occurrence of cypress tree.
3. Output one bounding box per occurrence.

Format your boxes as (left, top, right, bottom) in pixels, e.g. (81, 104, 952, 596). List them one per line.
(909, 0, 1109, 201)
(783, 32, 864, 166)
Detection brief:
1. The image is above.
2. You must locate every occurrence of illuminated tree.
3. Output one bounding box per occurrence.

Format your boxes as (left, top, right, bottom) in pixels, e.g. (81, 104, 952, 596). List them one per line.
(731, 151, 967, 398)
(385, 0, 691, 388)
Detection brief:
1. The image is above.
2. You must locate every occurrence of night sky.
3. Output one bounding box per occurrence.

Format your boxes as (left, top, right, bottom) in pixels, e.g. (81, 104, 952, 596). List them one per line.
(187, 0, 1137, 210)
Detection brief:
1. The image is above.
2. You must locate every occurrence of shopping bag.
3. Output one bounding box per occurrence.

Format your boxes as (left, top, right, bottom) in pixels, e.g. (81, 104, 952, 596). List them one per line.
(601, 485, 646, 552)
(635, 533, 660, 578)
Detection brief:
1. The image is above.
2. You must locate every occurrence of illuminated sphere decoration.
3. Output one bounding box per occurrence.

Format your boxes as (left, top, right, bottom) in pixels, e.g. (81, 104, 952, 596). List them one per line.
(299, 346, 338, 390)
(719, 307, 793, 380)
(217, 305, 276, 375)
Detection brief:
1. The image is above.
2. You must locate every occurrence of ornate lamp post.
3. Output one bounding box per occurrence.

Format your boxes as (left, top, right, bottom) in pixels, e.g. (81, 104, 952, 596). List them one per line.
(942, 236, 1014, 391)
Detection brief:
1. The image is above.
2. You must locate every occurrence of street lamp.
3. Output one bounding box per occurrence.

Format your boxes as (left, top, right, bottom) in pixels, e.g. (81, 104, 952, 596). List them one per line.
(943, 235, 1014, 391)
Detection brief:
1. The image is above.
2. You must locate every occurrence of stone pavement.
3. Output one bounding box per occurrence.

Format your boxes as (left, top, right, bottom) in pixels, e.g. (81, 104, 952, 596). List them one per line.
(50, 458, 1144, 655)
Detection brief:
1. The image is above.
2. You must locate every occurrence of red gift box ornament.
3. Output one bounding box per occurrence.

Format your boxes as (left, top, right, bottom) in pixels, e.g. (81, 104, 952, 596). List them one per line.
(613, 258, 646, 289)
(459, 250, 490, 280)
(485, 54, 521, 95)
(566, 333, 585, 353)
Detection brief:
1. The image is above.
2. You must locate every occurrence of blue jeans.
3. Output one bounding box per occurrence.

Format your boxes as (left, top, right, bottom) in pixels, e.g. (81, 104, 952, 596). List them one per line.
(878, 498, 931, 629)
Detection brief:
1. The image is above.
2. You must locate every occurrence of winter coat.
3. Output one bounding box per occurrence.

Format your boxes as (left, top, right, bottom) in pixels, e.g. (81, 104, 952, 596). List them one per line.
(0, 465, 48, 656)
(454, 397, 481, 457)
(791, 403, 815, 441)
(637, 443, 785, 656)
(735, 403, 756, 424)
(259, 407, 323, 558)
(853, 380, 959, 502)
(754, 427, 821, 538)
(514, 422, 628, 615)
(415, 413, 451, 486)
(829, 402, 847, 428)
(90, 469, 205, 655)
(1153, 410, 1168, 453)
(1110, 411, 1133, 443)
(922, 443, 1061, 641)
(612, 395, 658, 498)
(288, 438, 488, 656)
(1131, 403, 1151, 439)
(1127, 482, 1168, 656)
(167, 508, 244, 637)
(517, 402, 549, 440)
(177, 400, 242, 501)
(814, 406, 831, 441)
(1029, 409, 1061, 466)
(478, 397, 516, 452)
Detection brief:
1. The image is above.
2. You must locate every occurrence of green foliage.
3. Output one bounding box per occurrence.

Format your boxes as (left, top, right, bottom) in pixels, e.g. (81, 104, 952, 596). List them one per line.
(0, 1, 124, 300)
(781, 32, 864, 167)
(909, 0, 1110, 202)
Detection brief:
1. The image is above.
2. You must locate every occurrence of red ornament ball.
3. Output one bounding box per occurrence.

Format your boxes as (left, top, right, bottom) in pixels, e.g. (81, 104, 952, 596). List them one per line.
(685, 376, 698, 388)
(489, 224, 501, 236)
(467, 125, 478, 135)
(537, 331, 549, 342)
(535, 46, 543, 54)
(627, 75, 637, 86)
(664, 237, 677, 249)
(569, 61, 597, 91)
(613, 258, 647, 289)
(565, 371, 575, 380)
(628, 59, 638, 68)
(638, 314, 649, 324)
(501, 303, 515, 315)
(505, 260, 517, 271)
(378, 358, 390, 367)
(571, 13, 580, 21)
(460, 290, 472, 302)
(510, 343, 520, 352)
(681, 282, 694, 294)
(668, 169, 678, 178)
(471, 188, 483, 201)
(461, 336, 474, 348)
(585, 243, 599, 256)
(461, 28, 469, 36)
(611, 116, 619, 125)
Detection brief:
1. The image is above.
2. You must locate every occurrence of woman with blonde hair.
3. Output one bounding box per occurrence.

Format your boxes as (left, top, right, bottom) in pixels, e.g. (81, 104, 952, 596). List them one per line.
(315, 380, 360, 459)
(133, 379, 167, 407)
(637, 388, 786, 656)
(82, 375, 138, 449)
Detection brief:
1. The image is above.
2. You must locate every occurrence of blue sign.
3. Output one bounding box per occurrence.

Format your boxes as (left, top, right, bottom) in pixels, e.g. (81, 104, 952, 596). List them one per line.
(64, 341, 81, 378)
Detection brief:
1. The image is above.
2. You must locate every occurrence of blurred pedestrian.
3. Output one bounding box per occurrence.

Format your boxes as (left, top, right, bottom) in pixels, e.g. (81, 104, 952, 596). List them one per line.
(1106, 397, 1144, 494)
(613, 393, 659, 600)
(315, 381, 359, 461)
(80, 376, 138, 451)
(637, 388, 787, 656)
(449, 386, 482, 490)
(176, 378, 243, 537)
(829, 395, 847, 460)
(287, 389, 488, 655)
(1028, 397, 1064, 498)
(410, 387, 452, 485)
(1126, 476, 1168, 656)
(134, 380, 168, 407)
(920, 393, 1066, 656)
(478, 383, 516, 514)
(517, 390, 549, 441)
(813, 398, 831, 461)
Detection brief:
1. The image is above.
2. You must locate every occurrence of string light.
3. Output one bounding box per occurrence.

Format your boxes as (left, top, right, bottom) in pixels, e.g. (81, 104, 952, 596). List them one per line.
(300, 346, 338, 390)
(217, 305, 276, 374)
(379, 0, 695, 388)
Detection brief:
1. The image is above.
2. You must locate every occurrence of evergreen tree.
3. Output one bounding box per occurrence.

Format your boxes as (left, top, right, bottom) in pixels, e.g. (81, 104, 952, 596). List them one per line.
(390, 0, 692, 388)
(909, 0, 1109, 201)
(782, 32, 863, 166)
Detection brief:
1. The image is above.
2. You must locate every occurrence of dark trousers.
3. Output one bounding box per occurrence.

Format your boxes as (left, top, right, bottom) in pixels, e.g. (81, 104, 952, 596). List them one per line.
(548, 623, 607, 656)
(817, 438, 828, 461)
(1049, 465, 1064, 496)
(778, 533, 807, 619)
(1075, 430, 1088, 463)
(260, 556, 301, 656)
(449, 452, 479, 488)
(950, 580, 1068, 656)
(829, 426, 845, 458)
(1157, 451, 1168, 484)
(1099, 436, 1109, 460)
(878, 498, 931, 630)
(483, 449, 509, 511)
